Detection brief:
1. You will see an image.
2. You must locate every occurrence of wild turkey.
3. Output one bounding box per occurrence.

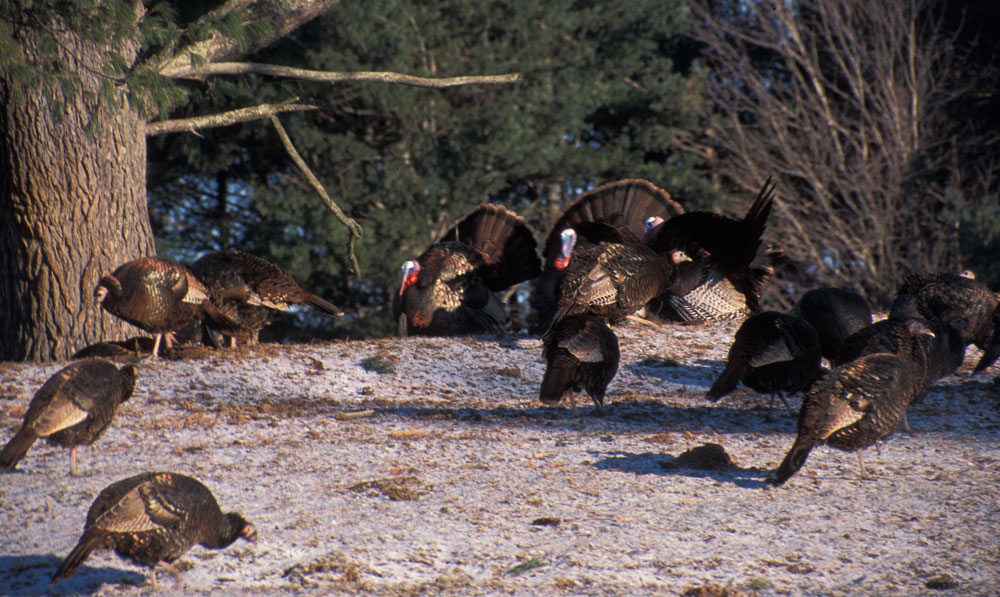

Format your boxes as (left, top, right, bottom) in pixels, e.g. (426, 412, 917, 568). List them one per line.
(191, 250, 343, 346)
(767, 320, 935, 486)
(532, 180, 683, 333)
(51, 471, 256, 588)
(704, 311, 822, 414)
(835, 316, 970, 388)
(889, 272, 998, 351)
(974, 305, 1000, 372)
(791, 287, 873, 361)
(645, 178, 778, 322)
(546, 241, 690, 335)
(393, 204, 541, 336)
(0, 359, 136, 476)
(94, 256, 235, 359)
(540, 316, 620, 410)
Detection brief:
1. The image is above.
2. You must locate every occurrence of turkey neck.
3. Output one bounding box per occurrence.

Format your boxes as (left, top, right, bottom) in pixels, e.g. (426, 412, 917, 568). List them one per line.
(202, 512, 249, 548)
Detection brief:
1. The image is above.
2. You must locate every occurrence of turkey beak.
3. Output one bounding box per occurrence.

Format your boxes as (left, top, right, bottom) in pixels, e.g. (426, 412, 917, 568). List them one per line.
(672, 250, 691, 264)
(242, 524, 258, 543)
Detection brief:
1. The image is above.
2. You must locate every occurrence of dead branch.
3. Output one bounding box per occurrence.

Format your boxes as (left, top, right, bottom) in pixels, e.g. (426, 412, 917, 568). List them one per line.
(163, 62, 522, 88)
(146, 101, 317, 136)
(269, 115, 363, 277)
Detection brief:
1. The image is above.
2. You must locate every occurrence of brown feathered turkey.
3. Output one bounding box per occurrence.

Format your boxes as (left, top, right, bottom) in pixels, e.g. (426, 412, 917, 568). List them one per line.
(532, 180, 684, 333)
(645, 178, 779, 322)
(51, 471, 256, 588)
(191, 250, 343, 346)
(545, 240, 690, 335)
(767, 320, 935, 486)
(790, 287, 873, 361)
(540, 316, 620, 411)
(94, 256, 235, 359)
(0, 359, 136, 476)
(393, 204, 541, 336)
(704, 311, 822, 414)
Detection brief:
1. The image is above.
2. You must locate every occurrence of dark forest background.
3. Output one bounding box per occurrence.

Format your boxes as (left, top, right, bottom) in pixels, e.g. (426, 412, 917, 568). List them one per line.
(143, 0, 1000, 341)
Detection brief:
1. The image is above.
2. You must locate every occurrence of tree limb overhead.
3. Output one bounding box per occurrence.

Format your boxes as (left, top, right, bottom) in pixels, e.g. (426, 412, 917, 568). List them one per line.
(163, 62, 523, 88)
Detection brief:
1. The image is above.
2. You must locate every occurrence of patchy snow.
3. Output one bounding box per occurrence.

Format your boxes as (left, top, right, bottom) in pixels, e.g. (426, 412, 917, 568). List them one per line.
(1, 318, 998, 595)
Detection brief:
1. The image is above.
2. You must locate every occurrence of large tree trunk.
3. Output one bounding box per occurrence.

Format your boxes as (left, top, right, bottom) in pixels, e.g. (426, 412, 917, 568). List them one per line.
(0, 21, 151, 361)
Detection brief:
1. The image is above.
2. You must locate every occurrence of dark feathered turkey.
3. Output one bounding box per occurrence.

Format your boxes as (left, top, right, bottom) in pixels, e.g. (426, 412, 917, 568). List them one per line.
(546, 241, 689, 335)
(705, 311, 822, 412)
(645, 178, 779, 322)
(51, 471, 256, 588)
(532, 180, 684, 333)
(0, 359, 136, 476)
(94, 257, 235, 359)
(540, 316, 620, 410)
(889, 272, 998, 352)
(975, 305, 1000, 373)
(190, 250, 343, 346)
(393, 204, 541, 336)
(767, 320, 935, 486)
(834, 316, 970, 390)
(791, 287, 873, 361)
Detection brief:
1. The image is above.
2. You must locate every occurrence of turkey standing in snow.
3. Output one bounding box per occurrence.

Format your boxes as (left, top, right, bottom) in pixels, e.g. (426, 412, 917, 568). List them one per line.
(94, 256, 235, 359)
(704, 311, 822, 415)
(0, 359, 137, 476)
(51, 471, 256, 588)
(393, 204, 541, 336)
(791, 287, 873, 361)
(540, 316, 620, 411)
(645, 178, 779, 323)
(191, 250, 343, 346)
(533, 180, 684, 333)
(767, 320, 935, 486)
(545, 240, 690, 335)
(889, 272, 998, 372)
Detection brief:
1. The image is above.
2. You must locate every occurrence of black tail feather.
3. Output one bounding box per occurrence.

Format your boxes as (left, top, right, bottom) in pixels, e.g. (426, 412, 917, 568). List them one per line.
(0, 427, 38, 471)
(767, 436, 815, 486)
(304, 293, 344, 317)
(51, 530, 105, 585)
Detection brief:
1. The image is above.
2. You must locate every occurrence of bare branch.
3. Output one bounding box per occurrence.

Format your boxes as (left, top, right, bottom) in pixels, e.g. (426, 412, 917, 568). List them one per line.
(163, 62, 522, 88)
(148, 0, 341, 76)
(146, 101, 317, 136)
(268, 115, 363, 277)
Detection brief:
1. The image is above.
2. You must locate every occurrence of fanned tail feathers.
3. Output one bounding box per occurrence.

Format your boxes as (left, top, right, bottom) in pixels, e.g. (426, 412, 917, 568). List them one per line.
(439, 204, 540, 290)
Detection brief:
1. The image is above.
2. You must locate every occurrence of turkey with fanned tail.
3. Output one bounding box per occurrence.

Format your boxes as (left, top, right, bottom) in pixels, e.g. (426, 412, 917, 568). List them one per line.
(645, 178, 780, 323)
(767, 320, 935, 486)
(532, 179, 683, 333)
(0, 359, 136, 476)
(540, 316, 620, 411)
(94, 257, 236, 359)
(705, 311, 822, 414)
(191, 249, 343, 346)
(51, 471, 256, 588)
(393, 204, 540, 336)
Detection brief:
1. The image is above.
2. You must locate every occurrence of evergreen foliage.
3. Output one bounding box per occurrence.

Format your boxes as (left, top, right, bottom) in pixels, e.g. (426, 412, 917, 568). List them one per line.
(147, 0, 711, 338)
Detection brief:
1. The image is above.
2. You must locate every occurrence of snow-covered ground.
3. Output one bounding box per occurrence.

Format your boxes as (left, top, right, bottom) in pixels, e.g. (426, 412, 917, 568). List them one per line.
(1, 319, 998, 595)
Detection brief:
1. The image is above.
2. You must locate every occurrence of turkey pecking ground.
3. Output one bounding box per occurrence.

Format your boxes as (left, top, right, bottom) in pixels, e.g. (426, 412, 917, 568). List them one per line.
(0, 318, 998, 595)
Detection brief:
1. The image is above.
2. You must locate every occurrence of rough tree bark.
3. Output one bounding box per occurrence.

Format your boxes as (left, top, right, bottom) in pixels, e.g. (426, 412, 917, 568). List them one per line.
(0, 0, 342, 361)
(0, 20, 151, 361)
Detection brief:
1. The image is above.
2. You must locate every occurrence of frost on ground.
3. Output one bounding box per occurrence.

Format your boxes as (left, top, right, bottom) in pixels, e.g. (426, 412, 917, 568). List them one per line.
(1, 319, 998, 596)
